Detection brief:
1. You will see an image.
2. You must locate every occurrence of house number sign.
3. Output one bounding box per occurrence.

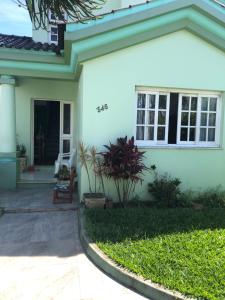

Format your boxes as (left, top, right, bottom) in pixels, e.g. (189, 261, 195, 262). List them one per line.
(96, 104, 109, 113)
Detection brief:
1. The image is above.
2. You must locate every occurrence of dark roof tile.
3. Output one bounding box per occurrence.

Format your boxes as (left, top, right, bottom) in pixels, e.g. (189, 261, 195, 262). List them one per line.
(0, 33, 61, 55)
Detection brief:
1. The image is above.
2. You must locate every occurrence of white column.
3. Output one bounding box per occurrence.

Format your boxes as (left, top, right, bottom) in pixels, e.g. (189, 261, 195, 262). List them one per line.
(0, 75, 16, 153)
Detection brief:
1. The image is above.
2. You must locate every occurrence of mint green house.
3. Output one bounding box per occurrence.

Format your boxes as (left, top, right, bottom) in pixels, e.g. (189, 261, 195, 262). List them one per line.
(1, 0, 225, 200)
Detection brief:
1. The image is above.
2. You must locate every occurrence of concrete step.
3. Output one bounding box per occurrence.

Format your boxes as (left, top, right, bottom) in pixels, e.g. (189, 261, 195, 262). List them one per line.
(17, 179, 56, 189)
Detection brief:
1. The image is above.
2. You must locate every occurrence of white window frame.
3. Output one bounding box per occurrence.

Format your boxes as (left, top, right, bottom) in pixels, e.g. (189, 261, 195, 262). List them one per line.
(48, 10, 67, 44)
(199, 94, 221, 147)
(177, 94, 221, 147)
(135, 89, 222, 148)
(177, 93, 199, 146)
(136, 91, 170, 147)
(48, 10, 67, 22)
(60, 101, 73, 154)
(49, 25, 58, 44)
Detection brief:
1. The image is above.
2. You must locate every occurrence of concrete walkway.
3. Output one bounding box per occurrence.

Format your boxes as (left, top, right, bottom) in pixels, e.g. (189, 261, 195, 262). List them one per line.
(0, 188, 76, 212)
(0, 189, 148, 300)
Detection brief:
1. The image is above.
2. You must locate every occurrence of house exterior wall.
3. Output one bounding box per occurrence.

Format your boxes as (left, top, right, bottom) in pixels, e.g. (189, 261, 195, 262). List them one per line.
(78, 30, 225, 201)
(32, 27, 49, 43)
(15, 78, 77, 165)
(96, 0, 122, 14)
(75, 70, 84, 197)
(121, 0, 146, 7)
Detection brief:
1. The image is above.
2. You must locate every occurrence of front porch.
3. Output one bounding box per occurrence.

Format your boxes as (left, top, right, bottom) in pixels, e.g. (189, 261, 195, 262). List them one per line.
(17, 166, 57, 189)
(0, 76, 77, 189)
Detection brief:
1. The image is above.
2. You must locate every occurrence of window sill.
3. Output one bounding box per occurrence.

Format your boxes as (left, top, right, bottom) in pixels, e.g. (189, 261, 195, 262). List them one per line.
(137, 145, 223, 150)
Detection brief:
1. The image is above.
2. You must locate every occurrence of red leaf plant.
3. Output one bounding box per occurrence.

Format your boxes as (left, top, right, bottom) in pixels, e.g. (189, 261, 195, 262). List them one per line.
(100, 136, 149, 207)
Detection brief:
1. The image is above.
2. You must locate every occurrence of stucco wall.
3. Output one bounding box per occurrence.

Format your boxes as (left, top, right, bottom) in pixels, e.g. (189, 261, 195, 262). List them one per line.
(79, 30, 225, 200)
(15, 77, 77, 165)
(32, 27, 49, 43)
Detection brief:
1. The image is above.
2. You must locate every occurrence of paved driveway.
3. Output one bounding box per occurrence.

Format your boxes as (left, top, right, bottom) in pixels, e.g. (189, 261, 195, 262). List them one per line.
(0, 191, 147, 300)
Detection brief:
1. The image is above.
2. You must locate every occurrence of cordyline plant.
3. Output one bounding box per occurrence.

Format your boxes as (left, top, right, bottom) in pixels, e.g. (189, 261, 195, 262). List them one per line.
(100, 136, 149, 207)
(79, 142, 105, 195)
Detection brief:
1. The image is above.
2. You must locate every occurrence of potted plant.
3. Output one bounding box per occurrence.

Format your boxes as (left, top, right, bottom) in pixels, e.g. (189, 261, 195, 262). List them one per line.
(100, 136, 150, 208)
(79, 142, 106, 208)
(57, 165, 70, 181)
(17, 144, 27, 173)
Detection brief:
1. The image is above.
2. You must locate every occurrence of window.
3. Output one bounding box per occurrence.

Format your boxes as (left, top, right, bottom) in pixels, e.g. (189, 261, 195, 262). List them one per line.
(50, 26, 58, 42)
(136, 92, 170, 144)
(48, 10, 67, 44)
(135, 90, 221, 147)
(49, 10, 66, 22)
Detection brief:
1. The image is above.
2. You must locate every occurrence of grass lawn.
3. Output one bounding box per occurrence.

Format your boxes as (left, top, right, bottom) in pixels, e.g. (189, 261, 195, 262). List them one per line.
(85, 208, 225, 300)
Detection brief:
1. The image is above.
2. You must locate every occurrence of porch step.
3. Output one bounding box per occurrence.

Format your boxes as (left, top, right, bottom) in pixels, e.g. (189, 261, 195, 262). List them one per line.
(17, 179, 57, 189)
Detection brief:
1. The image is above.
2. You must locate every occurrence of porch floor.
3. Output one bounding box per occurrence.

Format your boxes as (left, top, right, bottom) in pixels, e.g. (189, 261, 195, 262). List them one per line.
(20, 166, 56, 183)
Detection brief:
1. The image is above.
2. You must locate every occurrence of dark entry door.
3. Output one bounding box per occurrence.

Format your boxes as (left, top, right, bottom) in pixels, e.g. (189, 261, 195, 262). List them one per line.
(34, 100, 60, 165)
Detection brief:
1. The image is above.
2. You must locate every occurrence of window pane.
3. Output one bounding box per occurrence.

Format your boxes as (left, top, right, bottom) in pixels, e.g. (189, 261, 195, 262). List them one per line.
(210, 98, 217, 111)
(201, 97, 208, 111)
(208, 128, 215, 142)
(200, 128, 207, 141)
(201, 113, 207, 126)
(157, 127, 165, 141)
(147, 111, 154, 125)
(158, 111, 166, 125)
(63, 140, 70, 153)
(146, 127, 154, 140)
(51, 27, 58, 34)
(190, 112, 196, 126)
(189, 128, 196, 142)
(136, 126, 144, 140)
(180, 128, 188, 141)
(137, 94, 146, 108)
(182, 96, 189, 110)
(63, 104, 71, 134)
(51, 35, 58, 41)
(149, 95, 156, 109)
(51, 12, 56, 20)
(137, 111, 145, 125)
(191, 97, 198, 111)
(208, 113, 216, 126)
(181, 112, 188, 126)
(159, 95, 167, 109)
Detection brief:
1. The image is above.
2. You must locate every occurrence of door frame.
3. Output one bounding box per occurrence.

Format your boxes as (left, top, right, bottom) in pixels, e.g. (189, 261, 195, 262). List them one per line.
(30, 98, 73, 166)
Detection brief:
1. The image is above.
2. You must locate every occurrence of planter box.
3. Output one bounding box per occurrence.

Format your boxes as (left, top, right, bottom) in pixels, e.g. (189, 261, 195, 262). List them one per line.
(84, 193, 106, 209)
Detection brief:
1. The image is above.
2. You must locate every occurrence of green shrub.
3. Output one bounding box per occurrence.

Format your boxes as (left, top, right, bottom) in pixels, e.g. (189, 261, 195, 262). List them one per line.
(148, 173, 182, 208)
(194, 187, 225, 208)
(149, 170, 225, 209)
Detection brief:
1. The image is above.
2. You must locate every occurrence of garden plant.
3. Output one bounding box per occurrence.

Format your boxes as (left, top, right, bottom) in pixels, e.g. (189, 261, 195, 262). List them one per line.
(79, 142, 105, 196)
(100, 136, 150, 207)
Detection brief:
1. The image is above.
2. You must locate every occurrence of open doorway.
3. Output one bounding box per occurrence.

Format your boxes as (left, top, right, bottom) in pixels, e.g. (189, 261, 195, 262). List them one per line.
(34, 100, 60, 165)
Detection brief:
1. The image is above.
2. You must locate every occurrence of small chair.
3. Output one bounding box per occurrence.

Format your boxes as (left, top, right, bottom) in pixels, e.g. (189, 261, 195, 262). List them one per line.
(54, 148, 76, 176)
(53, 168, 76, 203)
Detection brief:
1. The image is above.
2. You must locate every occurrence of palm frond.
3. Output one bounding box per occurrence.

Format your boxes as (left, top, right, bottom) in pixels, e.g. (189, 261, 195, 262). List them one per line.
(14, 0, 105, 29)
